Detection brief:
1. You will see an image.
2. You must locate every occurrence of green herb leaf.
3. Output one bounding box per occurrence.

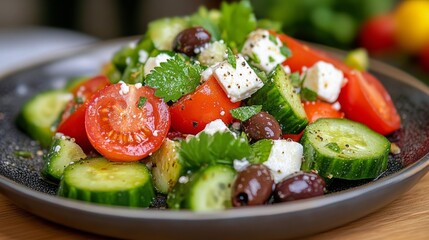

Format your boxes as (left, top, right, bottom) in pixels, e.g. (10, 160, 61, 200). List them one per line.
(227, 47, 236, 69)
(179, 131, 252, 170)
(230, 105, 262, 121)
(249, 64, 268, 83)
(190, 7, 221, 41)
(137, 96, 147, 108)
(219, 0, 257, 50)
(257, 19, 282, 32)
(14, 151, 33, 158)
(301, 87, 318, 101)
(250, 52, 261, 64)
(268, 34, 277, 45)
(280, 46, 292, 58)
(249, 139, 273, 164)
(289, 72, 302, 88)
(325, 142, 341, 152)
(145, 54, 203, 102)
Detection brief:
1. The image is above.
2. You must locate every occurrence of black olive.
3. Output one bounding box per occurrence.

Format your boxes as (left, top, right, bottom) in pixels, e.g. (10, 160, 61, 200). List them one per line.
(243, 112, 282, 141)
(172, 27, 211, 56)
(274, 172, 326, 202)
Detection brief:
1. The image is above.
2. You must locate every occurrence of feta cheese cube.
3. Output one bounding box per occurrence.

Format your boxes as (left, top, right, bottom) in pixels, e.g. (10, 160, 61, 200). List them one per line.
(143, 53, 172, 77)
(201, 119, 230, 135)
(212, 54, 264, 102)
(302, 61, 345, 103)
(263, 140, 303, 183)
(241, 29, 287, 72)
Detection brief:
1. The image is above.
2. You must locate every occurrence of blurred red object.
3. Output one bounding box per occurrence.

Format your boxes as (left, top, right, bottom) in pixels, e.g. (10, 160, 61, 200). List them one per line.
(419, 43, 429, 73)
(358, 14, 396, 54)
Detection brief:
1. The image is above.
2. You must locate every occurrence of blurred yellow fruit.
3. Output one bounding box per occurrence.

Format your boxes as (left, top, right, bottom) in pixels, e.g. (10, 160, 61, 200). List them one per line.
(394, 0, 429, 53)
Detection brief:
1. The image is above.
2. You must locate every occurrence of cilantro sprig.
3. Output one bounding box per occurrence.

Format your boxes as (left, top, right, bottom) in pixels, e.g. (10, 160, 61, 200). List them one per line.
(145, 54, 202, 102)
(230, 105, 262, 121)
(179, 131, 252, 170)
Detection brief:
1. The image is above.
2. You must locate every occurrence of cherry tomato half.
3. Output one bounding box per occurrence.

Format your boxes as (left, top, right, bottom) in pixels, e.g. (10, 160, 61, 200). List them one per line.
(85, 84, 170, 161)
(279, 33, 401, 135)
(170, 76, 240, 135)
(57, 75, 110, 152)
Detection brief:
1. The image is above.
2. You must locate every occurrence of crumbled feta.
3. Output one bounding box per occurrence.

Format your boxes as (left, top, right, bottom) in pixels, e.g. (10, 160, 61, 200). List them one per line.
(201, 119, 230, 135)
(178, 176, 189, 184)
(143, 53, 172, 77)
(332, 101, 341, 111)
(135, 83, 142, 89)
(212, 54, 264, 102)
(282, 65, 291, 74)
(200, 66, 214, 82)
(119, 81, 130, 95)
(263, 140, 303, 183)
(302, 61, 345, 103)
(233, 159, 250, 172)
(241, 29, 287, 72)
(138, 50, 149, 63)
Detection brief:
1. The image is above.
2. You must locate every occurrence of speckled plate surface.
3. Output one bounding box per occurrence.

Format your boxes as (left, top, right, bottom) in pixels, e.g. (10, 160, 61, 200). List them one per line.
(0, 39, 428, 240)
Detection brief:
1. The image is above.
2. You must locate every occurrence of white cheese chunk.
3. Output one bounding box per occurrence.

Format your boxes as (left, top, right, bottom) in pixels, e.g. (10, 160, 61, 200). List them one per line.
(201, 119, 230, 135)
(263, 140, 303, 183)
(241, 29, 287, 72)
(138, 50, 149, 63)
(143, 53, 172, 77)
(302, 61, 344, 103)
(212, 54, 263, 102)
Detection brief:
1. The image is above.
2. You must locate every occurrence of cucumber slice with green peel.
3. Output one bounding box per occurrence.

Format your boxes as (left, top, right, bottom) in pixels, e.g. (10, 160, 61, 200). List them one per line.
(247, 65, 308, 134)
(167, 165, 236, 211)
(147, 17, 190, 50)
(301, 118, 391, 180)
(16, 90, 72, 148)
(58, 158, 155, 208)
(42, 135, 87, 183)
(149, 139, 183, 194)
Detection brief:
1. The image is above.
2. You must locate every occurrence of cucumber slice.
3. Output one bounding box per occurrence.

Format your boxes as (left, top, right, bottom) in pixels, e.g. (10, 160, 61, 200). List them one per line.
(16, 90, 72, 148)
(147, 17, 189, 50)
(58, 158, 155, 207)
(167, 165, 236, 211)
(149, 139, 183, 194)
(301, 118, 391, 180)
(247, 65, 308, 134)
(42, 135, 87, 183)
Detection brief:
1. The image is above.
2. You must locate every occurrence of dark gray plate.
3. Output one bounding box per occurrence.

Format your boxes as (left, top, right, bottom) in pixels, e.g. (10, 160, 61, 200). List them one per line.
(0, 39, 428, 240)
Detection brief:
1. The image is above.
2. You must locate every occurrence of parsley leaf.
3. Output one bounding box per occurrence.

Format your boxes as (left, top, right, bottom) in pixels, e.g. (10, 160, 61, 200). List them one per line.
(179, 131, 252, 170)
(219, 0, 257, 50)
(301, 87, 318, 101)
(190, 7, 221, 41)
(249, 139, 273, 164)
(268, 34, 277, 45)
(230, 105, 262, 121)
(137, 96, 147, 108)
(280, 46, 292, 58)
(145, 54, 202, 102)
(226, 47, 236, 69)
(289, 72, 302, 88)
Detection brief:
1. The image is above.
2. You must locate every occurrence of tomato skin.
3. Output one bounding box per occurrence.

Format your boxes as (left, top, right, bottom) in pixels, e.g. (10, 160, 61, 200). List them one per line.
(278, 33, 401, 135)
(419, 43, 429, 73)
(303, 101, 344, 123)
(338, 71, 401, 135)
(170, 76, 240, 135)
(358, 15, 396, 54)
(85, 84, 170, 161)
(56, 76, 110, 152)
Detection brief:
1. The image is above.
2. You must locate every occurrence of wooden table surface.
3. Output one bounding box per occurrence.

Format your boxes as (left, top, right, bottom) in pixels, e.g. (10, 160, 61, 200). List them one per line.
(0, 173, 428, 240)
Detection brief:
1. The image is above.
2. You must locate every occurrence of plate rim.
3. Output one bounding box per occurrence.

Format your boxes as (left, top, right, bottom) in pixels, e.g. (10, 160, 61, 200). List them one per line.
(0, 38, 429, 221)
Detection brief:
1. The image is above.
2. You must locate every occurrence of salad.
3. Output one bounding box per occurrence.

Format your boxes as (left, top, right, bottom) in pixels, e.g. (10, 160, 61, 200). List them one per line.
(16, 1, 401, 211)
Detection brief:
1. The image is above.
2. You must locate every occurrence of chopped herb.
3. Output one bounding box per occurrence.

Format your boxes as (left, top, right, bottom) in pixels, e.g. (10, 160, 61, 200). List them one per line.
(268, 55, 275, 63)
(250, 52, 261, 64)
(301, 87, 318, 101)
(137, 96, 147, 108)
(289, 72, 302, 88)
(230, 105, 262, 121)
(14, 151, 33, 158)
(268, 34, 278, 45)
(227, 47, 236, 69)
(325, 142, 341, 152)
(280, 46, 292, 58)
(75, 96, 84, 104)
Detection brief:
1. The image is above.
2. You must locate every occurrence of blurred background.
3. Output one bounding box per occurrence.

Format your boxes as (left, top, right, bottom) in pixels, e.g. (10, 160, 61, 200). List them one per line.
(1, 0, 429, 84)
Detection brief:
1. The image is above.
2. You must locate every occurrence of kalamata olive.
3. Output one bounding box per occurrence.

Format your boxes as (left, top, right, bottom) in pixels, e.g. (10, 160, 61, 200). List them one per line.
(274, 172, 326, 202)
(173, 27, 211, 56)
(232, 164, 274, 207)
(243, 112, 282, 141)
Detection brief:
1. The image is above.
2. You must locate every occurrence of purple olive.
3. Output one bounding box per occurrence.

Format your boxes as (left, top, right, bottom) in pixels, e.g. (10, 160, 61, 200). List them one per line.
(274, 172, 326, 202)
(243, 112, 282, 141)
(173, 27, 211, 56)
(232, 164, 274, 207)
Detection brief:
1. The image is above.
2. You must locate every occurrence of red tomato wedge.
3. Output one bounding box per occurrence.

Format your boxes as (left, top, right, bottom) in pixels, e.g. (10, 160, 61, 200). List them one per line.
(85, 84, 170, 161)
(57, 75, 110, 152)
(338, 71, 401, 135)
(303, 101, 344, 123)
(170, 76, 240, 135)
(278, 33, 401, 135)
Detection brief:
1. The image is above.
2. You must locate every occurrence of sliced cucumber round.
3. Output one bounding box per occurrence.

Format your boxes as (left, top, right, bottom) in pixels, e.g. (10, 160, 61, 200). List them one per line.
(301, 118, 391, 180)
(247, 65, 308, 134)
(42, 135, 87, 183)
(16, 90, 72, 148)
(167, 165, 236, 211)
(58, 158, 155, 207)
